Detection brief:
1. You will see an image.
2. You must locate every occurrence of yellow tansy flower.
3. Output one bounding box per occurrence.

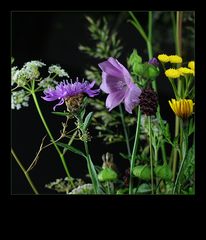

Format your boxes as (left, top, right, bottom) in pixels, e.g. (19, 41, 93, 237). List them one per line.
(168, 99, 194, 119)
(165, 68, 180, 78)
(169, 55, 182, 64)
(188, 61, 195, 71)
(158, 54, 169, 63)
(177, 67, 194, 75)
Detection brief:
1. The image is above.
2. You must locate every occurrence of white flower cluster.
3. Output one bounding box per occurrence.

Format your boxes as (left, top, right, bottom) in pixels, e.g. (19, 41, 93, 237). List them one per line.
(38, 77, 58, 90)
(48, 65, 69, 78)
(11, 89, 30, 110)
(68, 183, 93, 194)
(11, 60, 46, 87)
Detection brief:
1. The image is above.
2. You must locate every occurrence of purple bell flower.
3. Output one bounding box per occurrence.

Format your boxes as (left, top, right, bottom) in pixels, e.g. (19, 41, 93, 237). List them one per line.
(42, 79, 100, 111)
(98, 57, 142, 114)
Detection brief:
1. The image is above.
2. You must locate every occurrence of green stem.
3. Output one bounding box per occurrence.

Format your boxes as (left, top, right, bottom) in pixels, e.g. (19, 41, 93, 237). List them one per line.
(169, 78, 179, 99)
(171, 11, 177, 53)
(63, 130, 78, 155)
(148, 116, 154, 194)
(119, 104, 131, 157)
(11, 148, 39, 194)
(172, 11, 183, 182)
(161, 143, 167, 165)
(31, 91, 74, 187)
(107, 182, 111, 195)
(129, 106, 141, 194)
(128, 11, 148, 43)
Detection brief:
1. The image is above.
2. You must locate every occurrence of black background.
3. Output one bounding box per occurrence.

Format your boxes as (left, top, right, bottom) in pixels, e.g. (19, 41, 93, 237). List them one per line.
(11, 11, 193, 194)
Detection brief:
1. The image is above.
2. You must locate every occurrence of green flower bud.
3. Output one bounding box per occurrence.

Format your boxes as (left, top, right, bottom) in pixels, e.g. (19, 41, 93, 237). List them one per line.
(154, 164, 173, 181)
(133, 63, 144, 75)
(133, 165, 151, 180)
(98, 168, 117, 182)
(142, 63, 160, 79)
(128, 49, 142, 68)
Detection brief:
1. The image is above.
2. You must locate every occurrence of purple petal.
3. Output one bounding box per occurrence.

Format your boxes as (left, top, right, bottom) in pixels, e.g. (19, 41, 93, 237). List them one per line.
(124, 83, 142, 114)
(53, 98, 65, 111)
(108, 58, 132, 85)
(98, 60, 123, 78)
(105, 90, 126, 111)
(88, 80, 96, 88)
(85, 88, 100, 97)
(100, 73, 127, 93)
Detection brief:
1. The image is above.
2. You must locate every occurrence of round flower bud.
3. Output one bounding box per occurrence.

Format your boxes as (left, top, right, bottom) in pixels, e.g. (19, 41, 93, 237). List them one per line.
(143, 63, 160, 79)
(133, 62, 144, 76)
(154, 164, 173, 180)
(133, 165, 151, 180)
(97, 168, 118, 182)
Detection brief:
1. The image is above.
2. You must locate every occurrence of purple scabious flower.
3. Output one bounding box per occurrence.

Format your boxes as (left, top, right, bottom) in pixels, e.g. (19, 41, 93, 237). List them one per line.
(98, 57, 142, 114)
(42, 79, 100, 111)
(148, 57, 159, 67)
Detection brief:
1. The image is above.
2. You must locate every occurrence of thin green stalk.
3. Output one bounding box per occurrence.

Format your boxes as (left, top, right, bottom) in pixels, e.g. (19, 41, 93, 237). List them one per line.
(31, 91, 74, 187)
(107, 182, 111, 195)
(119, 104, 131, 157)
(63, 130, 78, 155)
(128, 11, 148, 42)
(173, 120, 187, 194)
(11, 148, 39, 194)
(147, 11, 156, 92)
(148, 116, 154, 194)
(171, 11, 177, 53)
(129, 106, 141, 194)
(172, 11, 183, 182)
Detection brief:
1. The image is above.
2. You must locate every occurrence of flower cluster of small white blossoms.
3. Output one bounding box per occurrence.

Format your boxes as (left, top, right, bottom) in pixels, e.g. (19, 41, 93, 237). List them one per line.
(11, 59, 69, 110)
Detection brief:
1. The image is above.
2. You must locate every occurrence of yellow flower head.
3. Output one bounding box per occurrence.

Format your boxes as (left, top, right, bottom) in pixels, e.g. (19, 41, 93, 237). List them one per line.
(165, 68, 180, 78)
(168, 99, 195, 119)
(188, 61, 195, 71)
(177, 67, 194, 76)
(158, 54, 169, 63)
(169, 55, 182, 64)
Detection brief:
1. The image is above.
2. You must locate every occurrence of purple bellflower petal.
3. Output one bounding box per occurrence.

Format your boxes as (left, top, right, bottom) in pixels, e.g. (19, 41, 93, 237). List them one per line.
(99, 57, 142, 114)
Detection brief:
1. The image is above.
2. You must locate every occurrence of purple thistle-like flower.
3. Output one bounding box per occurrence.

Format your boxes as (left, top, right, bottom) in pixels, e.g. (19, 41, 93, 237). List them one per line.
(98, 57, 142, 114)
(42, 79, 100, 111)
(148, 57, 159, 67)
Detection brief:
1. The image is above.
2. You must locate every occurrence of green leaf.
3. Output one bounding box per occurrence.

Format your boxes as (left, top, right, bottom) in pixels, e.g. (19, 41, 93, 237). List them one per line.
(80, 108, 86, 121)
(137, 183, 151, 193)
(56, 142, 86, 158)
(83, 112, 93, 130)
(51, 111, 69, 117)
(86, 155, 100, 194)
(188, 118, 195, 136)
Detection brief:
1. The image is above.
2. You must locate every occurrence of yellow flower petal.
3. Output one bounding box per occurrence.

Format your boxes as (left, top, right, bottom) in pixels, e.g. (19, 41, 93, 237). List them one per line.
(168, 98, 194, 119)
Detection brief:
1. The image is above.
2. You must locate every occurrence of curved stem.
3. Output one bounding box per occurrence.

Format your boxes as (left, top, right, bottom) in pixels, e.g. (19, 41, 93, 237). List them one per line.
(119, 104, 131, 157)
(11, 148, 39, 194)
(31, 91, 74, 187)
(129, 106, 141, 194)
(148, 116, 154, 194)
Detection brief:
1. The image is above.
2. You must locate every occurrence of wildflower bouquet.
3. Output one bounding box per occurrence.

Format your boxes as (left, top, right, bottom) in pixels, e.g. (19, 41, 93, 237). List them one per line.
(11, 11, 195, 195)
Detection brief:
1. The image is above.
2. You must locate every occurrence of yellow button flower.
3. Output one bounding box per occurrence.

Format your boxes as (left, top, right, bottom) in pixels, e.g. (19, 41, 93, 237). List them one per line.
(165, 68, 180, 78)
(177, 67, 194, 76)
(169, 55, 182, 64)
(188, 61, 195, 71)
(158, 54, 169, 63)
(168, 99, 194, 119)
